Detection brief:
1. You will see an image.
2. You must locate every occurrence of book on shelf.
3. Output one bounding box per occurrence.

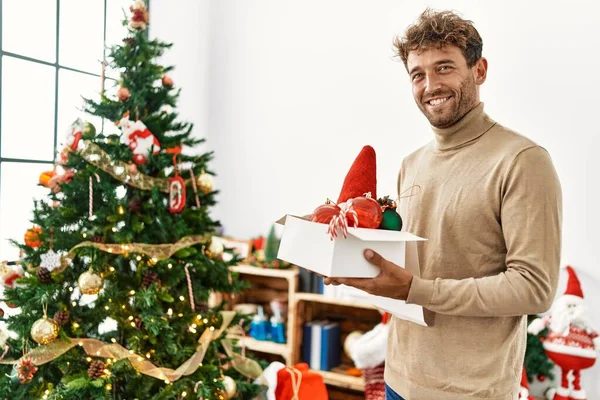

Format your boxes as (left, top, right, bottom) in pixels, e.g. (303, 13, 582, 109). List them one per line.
(302, 320, 341, 371)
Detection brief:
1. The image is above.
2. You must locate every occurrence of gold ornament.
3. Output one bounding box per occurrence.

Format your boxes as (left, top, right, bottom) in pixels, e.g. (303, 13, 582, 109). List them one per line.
(221, 375, 237, 398)
(31, 316, 59, 345)
(197, 172, 214, 194)
(78, 270, 104, 295)
(208, 237, 224, 257)
(208, 291, 223, 308)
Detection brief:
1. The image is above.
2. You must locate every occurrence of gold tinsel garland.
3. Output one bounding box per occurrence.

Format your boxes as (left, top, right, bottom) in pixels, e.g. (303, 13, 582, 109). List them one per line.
(27, 234, 210, 274)
(0, 311, 262, 381)
(76, 140, 191, 193)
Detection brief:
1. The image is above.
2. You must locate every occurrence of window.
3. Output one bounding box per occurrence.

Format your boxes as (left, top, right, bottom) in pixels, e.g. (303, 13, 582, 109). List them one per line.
(0, 0, 131, 261)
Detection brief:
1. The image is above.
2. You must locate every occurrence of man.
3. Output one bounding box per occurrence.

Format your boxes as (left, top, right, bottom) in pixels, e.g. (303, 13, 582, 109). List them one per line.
(325, 9, 562, 400)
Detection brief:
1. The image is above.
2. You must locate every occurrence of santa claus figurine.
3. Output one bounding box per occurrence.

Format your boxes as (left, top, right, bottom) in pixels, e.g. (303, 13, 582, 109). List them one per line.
(528, 266, 599, 400)
(519, 366, 535, 400)
(118, 115, 161, 165)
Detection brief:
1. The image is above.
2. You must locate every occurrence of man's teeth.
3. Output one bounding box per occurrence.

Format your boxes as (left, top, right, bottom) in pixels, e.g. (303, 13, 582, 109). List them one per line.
(429, 97, 449, 106)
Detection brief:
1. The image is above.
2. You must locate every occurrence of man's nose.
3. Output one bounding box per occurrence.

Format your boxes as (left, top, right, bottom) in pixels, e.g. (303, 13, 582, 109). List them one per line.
(424, 74, 442, 93)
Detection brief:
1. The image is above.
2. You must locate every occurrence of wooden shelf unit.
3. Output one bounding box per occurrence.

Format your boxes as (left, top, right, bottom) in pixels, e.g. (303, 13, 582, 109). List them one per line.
(229, 264, 299, 365)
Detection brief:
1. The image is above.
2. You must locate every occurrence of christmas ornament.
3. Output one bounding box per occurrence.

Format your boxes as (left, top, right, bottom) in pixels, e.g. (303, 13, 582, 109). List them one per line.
(168, 175, 186, 213)
(208, 237, 224, 257)
(346, 195, 382, 229)
(15, 357, 38, 384)
(0, 261, 24, 288)
(134, 317, 143, 330)
(380, 208, 403, 231)
(58, 147, 70, 165)
(0, 308, 4, 318)
(196, 171, 214, 194)
(36, 267, 52, 283)
(47, 169, 75, 194)
(65, 118, 85, 151)
(310, 202, 341, 225)
(117, 86, 130, 101)
(337, 145, 377, 204)
(528, 266, 599, 400)
(142, 271, 161, 288)
(88, 360, 107, 379)
(129, 0, 150, 30)
(118, 115, 161, 165)
(82, 121, 96, 136)
(538, 375, 546, 382)
(39, 170, 56, 187)
(519, 366, 535, 400)
(208, 291, 223, 308)
(31, 313, 60, 345)
(53, 309, 70, 326)
(40, 249, 62, 272)
(78, 270, 104, 295)
(275, 364, 327, 399)
(24, 227, 43, 248)
(221, 375, 237, 398)
(162, 75, 173, 87)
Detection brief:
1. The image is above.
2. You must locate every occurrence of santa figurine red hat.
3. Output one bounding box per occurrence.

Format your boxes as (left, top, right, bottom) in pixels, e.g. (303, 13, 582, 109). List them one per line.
(519, 366, 535, 400)
(528, 266, 599, 400)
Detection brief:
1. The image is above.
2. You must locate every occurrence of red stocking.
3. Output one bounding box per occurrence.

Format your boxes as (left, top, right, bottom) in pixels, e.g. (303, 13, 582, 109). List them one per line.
(553, 370, 571, 400)
(569, 370, 587, 400)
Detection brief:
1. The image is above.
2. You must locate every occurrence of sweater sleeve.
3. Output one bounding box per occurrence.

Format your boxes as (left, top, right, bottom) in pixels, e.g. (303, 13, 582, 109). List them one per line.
(406, 146, 562, 317)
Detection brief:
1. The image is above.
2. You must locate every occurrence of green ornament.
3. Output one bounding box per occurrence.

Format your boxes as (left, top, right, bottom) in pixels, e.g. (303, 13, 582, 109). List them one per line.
(82, 122, 96, 137)
(379, 208, 403, 231)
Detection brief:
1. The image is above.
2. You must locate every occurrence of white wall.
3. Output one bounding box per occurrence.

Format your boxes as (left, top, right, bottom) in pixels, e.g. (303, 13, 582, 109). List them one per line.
(154, 0, 600, 396)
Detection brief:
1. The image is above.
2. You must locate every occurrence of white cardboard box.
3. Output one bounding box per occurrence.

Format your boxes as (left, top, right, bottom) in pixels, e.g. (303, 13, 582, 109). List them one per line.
(277, 215, 429, 325)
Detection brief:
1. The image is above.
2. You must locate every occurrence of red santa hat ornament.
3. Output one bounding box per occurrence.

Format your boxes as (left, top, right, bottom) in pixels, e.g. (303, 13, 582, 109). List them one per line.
(564, 265, 584, 299)
(337, 145, 377, 203)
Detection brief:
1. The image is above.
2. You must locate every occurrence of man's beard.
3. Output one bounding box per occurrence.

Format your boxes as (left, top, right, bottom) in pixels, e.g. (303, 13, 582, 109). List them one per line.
(418, 74, 477, 129)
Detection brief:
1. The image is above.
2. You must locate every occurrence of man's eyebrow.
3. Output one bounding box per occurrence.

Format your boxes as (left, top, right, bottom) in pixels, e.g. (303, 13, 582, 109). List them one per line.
(409, 59, 457, 76)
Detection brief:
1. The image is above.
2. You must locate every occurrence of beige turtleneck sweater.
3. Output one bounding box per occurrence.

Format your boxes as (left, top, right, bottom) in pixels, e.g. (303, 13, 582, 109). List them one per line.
(385, 103, 562, 399)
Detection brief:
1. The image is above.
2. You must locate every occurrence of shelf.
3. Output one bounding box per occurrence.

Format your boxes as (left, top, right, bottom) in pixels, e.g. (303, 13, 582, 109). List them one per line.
(230, 264, 299, 280)
(229, 335, 290, 359)
(294, 292, 376, 310)
(316, 369, 365, 391)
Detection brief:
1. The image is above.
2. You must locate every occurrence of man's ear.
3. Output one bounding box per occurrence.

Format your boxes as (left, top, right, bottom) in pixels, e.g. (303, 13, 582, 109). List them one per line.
(473, 57, 488, 85)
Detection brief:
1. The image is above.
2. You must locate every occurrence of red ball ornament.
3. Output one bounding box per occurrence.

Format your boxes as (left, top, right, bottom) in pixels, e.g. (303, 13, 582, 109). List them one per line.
(347, 196, 382, 229)
(538, 375, 546, 382)
(310, 203, 341, 224)
(117, 86, 130, 101)
(162, 75, 173, 87)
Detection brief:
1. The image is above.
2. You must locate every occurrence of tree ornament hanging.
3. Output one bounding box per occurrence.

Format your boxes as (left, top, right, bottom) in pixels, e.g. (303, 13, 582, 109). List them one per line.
(196, 171, 214, 194)
(129, 0, 149, 30)
(221, 375, 237, 398)
(162, 75, 173, 87)
(168, 175, 186, 213)
(15, 357, 38, 384)
(0, 261, 24, 288)
(117, 86, 131, 102)
(65, 118, 85, 151)
(88, 360, 107, 379)
(53, 309, 70, 326)
(24, 227, 42, 248)
(36, 267, 52, 284)
(118, 115, 160, 165)
(78, 269, 104, 295)
(31, 306, 60, 345)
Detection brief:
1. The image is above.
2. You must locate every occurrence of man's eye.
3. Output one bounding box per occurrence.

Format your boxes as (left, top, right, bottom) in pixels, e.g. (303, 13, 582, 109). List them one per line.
(412, 73, 423, 81)
(439, 65, 453, 71)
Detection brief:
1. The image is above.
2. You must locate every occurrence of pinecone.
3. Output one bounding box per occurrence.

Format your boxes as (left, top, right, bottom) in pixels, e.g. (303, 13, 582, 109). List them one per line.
(128, 197, 142, 213)
(36, 267, 52, 283)
(88, 360, 106, 379)
(142, 271, 160, 288)
(53, 310, 70, 326)
(134, 317, 143, 330)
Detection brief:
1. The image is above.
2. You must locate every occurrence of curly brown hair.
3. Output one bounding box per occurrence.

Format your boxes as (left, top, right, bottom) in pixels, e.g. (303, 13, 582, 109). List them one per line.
(394, 9, 483, 69)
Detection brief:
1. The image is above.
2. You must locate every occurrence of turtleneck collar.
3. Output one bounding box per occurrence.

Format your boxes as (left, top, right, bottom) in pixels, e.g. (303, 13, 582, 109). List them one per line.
(431, 102, 496, 151)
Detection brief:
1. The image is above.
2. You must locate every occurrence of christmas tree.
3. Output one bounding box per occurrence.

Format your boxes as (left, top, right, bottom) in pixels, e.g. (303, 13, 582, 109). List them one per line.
(524, 314, 555, 384)
(0, 1, 263, 399)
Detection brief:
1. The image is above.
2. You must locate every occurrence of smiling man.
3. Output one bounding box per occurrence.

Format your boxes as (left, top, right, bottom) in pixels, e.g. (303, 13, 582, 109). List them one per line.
(325, 9, 563, 400)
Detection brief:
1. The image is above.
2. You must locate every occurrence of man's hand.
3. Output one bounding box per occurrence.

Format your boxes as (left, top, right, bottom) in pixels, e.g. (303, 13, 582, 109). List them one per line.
(323, 249, 414, 301)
